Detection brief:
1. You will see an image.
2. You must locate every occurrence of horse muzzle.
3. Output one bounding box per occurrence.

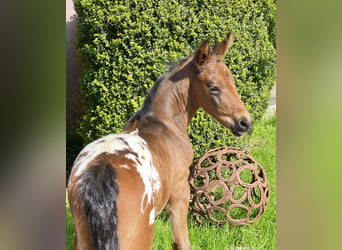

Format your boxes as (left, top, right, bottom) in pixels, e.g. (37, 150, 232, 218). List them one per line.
(231, 117, 252, 136)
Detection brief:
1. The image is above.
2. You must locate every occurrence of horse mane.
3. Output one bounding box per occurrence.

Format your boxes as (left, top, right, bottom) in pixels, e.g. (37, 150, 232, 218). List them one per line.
(167, 56, 193, 72)
(123, 55, 193, 130)
(143, 55, 192, 110)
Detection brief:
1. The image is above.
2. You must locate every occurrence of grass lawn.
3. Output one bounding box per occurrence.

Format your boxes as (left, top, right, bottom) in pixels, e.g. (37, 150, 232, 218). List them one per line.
(66, 115, 276, 250)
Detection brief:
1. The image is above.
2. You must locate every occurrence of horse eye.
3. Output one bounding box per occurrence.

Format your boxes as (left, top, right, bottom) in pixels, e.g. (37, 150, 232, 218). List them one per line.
(209, 86, 221, 95)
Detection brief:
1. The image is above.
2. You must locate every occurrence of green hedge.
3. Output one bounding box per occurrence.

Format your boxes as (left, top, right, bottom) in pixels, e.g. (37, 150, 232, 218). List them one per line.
(74, 0, 275, 160)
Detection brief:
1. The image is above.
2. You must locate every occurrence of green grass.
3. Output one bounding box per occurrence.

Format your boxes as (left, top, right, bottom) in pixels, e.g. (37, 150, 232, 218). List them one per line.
(66, 201, 74, 250)
(66, 115, 276, 250)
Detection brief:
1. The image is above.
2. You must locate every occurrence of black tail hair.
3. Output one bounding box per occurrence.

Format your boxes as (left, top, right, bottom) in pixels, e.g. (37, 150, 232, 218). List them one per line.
(78, 163, 120, 250)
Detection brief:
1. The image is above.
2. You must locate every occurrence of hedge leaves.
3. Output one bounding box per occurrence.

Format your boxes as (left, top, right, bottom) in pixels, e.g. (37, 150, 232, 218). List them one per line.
(74, 0, 275, 159)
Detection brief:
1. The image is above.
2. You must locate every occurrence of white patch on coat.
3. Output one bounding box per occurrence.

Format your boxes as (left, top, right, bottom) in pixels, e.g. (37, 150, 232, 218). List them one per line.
(149, 208, 155, 225)
(68, 129, 160, 213)
(120, 134, 160, 212)
(70, 133, 131, 178)
(119, 164, 130, 169)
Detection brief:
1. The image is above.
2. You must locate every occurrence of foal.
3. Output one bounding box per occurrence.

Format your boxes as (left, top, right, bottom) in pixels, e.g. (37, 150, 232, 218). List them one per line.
(68, 32, 251, 250)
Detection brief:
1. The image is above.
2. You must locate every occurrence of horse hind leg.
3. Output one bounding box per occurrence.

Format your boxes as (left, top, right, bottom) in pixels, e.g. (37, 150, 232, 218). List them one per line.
(68, 187, 94, 250)
(118, 211, 155, 250)
(116, 167, 155, 250)
(72, 214, 93, 250)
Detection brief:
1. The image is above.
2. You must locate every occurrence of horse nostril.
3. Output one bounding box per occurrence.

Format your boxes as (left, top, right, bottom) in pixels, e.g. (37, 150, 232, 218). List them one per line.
(238, 118, 250, 131)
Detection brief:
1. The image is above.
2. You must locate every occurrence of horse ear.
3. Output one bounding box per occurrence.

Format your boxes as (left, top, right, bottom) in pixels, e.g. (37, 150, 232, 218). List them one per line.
(195, 40, 210, 66)
(214, 32, 234, 58)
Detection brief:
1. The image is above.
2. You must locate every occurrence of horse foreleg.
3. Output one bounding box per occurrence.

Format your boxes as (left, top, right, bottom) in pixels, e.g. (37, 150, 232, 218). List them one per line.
(168, 182, 191, 250)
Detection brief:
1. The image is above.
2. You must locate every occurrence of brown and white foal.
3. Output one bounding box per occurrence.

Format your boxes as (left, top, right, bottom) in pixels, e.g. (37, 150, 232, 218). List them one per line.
(68, 33, 251, 250)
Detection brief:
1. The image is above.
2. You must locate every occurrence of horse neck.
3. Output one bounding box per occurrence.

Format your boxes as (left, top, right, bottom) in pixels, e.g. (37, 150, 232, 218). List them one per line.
(150, 58, 198, 131)
(124, 57, 198, 135)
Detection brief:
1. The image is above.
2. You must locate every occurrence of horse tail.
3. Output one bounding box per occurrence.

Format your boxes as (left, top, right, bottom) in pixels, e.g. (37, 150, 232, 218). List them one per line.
(78, 162, 120, 250)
